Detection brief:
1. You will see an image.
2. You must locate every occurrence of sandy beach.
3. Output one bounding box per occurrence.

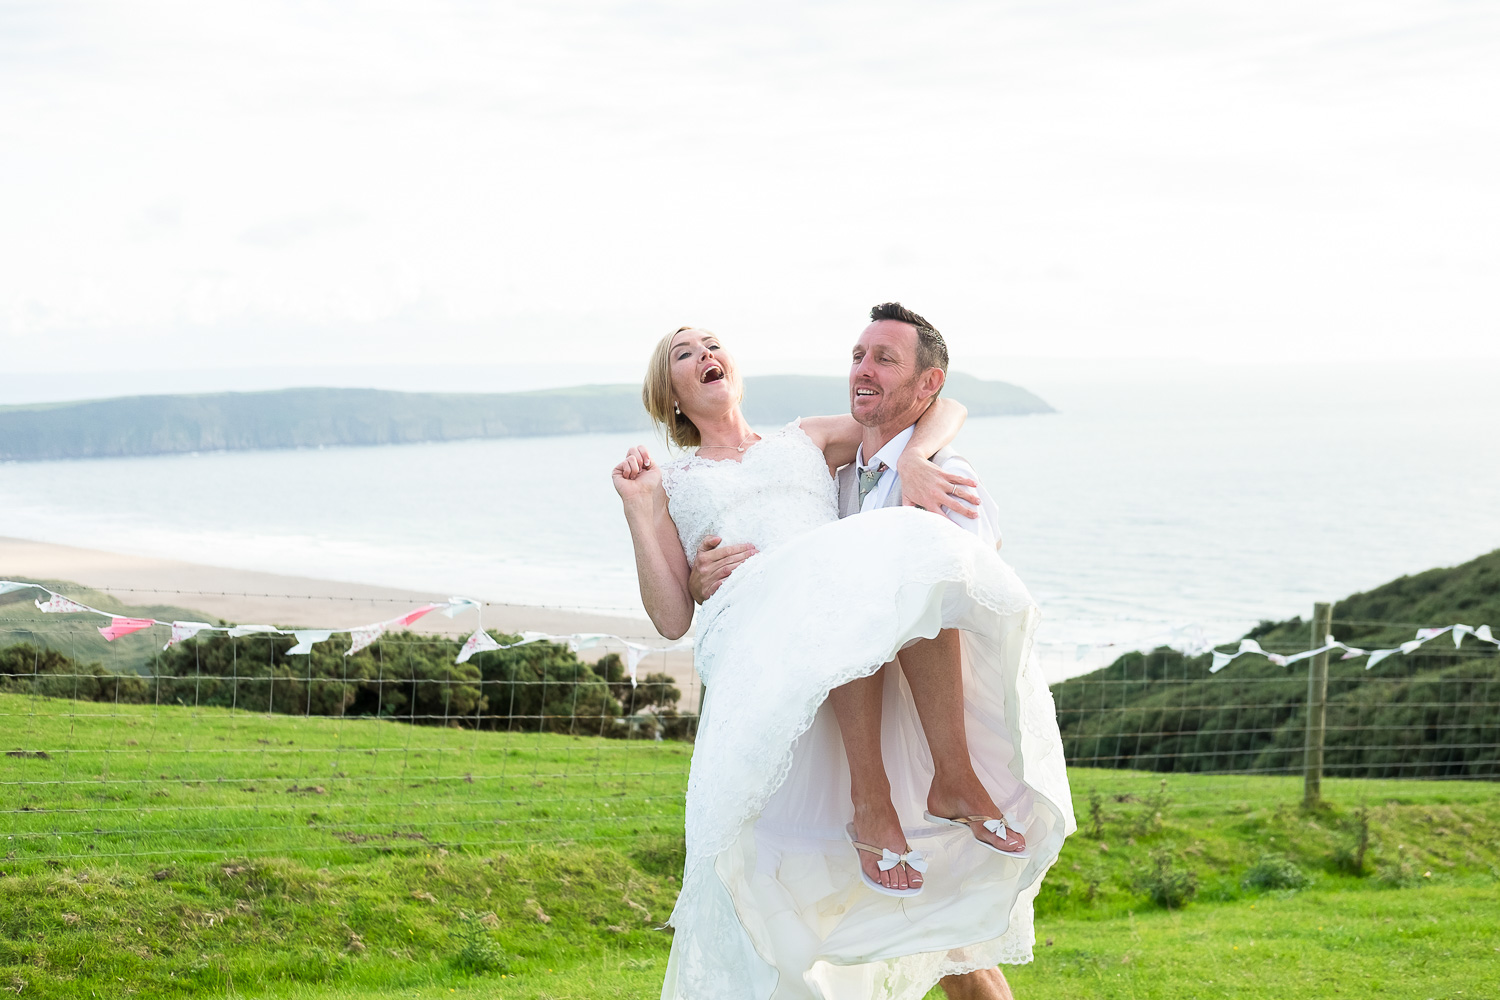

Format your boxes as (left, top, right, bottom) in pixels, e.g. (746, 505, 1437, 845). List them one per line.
(0, 535, 701, 709)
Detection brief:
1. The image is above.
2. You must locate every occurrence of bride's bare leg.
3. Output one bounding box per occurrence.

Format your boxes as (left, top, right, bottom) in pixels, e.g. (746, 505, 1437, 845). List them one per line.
(828, 666, 922, 891)
(900, 630, 1025, 853)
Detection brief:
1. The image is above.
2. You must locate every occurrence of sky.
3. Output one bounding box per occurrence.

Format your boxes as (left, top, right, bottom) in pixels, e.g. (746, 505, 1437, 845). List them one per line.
(2, 0, 1497, 393)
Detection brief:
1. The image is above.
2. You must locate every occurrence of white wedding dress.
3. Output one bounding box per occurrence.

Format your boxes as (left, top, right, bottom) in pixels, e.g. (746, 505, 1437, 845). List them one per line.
(659, 422, 1074, 1000)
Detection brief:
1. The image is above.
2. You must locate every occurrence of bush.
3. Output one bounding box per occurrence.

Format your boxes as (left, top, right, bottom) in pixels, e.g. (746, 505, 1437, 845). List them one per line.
(1241, 854, 1313, 891)
(0, 632, 710, 741)
(448, 911, 510, 974)
(1376, 849, 1423, 889)
(1134, 849, 1198, 909)
(1332, 807, 1371, 876)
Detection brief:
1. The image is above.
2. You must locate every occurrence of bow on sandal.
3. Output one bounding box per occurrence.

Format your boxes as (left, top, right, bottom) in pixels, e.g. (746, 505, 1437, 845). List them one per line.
(923, 811, 1032, 859)
(845, 824, 927, 898)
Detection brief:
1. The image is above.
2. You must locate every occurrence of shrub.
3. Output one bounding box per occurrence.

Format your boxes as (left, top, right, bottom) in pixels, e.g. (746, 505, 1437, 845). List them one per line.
(448, 911, 510, 974)
(1241, 853, 1312, 891)
(1129, 779, 1172, 837)
(1087, 789, 1105, 838)
(1332, 807, 1371, 876)
(1376, 849, 1423, 889)
(1134, 849, 1198, 909)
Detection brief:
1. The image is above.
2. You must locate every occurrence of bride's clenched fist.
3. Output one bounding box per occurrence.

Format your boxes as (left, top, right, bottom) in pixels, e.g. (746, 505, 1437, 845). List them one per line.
(612, 445, 661, 502)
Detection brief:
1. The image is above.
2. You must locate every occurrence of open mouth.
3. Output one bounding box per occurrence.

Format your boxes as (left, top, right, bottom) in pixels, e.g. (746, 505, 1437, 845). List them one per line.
(854, 386, 879, 398)
(700, 364, 726, 384)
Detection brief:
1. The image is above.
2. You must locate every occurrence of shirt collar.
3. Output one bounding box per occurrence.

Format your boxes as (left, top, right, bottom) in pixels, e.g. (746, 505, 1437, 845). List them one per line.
(856, 423, 917, 471)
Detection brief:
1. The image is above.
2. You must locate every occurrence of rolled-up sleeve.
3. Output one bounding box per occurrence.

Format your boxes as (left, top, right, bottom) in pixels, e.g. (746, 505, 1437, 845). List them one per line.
(939, 456, 1002, 548)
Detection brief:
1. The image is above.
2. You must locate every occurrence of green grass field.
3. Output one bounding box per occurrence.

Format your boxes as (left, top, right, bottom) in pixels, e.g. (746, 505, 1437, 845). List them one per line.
(3, 692, 1499, 998)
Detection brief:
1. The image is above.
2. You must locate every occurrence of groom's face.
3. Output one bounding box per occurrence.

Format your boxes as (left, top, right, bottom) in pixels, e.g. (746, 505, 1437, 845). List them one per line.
(849, 320, 926, 428)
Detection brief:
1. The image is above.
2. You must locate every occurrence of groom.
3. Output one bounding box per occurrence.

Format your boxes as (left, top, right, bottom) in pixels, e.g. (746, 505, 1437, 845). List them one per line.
(690, 302, 1015, 1000)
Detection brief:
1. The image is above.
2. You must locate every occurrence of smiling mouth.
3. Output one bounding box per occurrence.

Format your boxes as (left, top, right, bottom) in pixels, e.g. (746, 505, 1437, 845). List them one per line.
(854, 387, 879, 397)
(701, 364, 726, 384)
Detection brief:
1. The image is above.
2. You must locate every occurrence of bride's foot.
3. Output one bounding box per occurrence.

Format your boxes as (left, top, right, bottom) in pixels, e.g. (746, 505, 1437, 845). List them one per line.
(927, 776, 1026, 855)
(849, 802, 923, 892)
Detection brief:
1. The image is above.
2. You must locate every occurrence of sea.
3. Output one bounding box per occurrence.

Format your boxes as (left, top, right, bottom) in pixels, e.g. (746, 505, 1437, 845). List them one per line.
(3, 360, 1497, 682)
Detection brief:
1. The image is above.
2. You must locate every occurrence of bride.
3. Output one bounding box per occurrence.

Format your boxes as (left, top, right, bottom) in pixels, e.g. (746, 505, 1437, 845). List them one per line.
(612, 325, 1073, 1000)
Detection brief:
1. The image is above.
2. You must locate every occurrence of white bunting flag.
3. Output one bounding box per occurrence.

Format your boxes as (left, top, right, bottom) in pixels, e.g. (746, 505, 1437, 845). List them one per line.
(1366, 648, 1399, 669)
(228, 624, 281, 638)
(624, 643, 651, 687)
(36, 594, 90, 614)
(568, 633, 610, 653)
(456, 629, 502, 664)
(165, 621, 214, 649)
(286, 630, 333, 655)
(441, 597, 482, 619)
(0, 581, 34, 596)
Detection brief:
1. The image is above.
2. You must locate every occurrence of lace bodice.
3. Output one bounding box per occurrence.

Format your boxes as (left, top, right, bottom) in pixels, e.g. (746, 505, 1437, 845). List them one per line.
(660, 421, 838, 561)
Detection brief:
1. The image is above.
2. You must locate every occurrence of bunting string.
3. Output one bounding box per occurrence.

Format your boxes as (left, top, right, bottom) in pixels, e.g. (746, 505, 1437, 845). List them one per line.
(0, 578, 692, 679)
(1210, 623, 1498, 673)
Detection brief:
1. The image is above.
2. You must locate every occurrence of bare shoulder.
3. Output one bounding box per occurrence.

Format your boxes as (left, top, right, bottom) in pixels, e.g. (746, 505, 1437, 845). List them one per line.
(797, 414, 858, 449)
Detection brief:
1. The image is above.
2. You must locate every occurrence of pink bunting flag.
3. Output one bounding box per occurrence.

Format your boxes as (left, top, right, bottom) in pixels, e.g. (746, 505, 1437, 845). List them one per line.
(98, 617, 156, 642)
(36, 594, 90, 614)
(394, 604, 440, 627)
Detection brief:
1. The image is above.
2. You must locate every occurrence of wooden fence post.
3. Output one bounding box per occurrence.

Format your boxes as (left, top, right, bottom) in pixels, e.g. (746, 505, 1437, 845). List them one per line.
(1303, 601, 1333, 808)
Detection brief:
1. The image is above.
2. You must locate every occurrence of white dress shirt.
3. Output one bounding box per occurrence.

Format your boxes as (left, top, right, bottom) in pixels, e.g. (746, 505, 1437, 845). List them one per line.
(856, 424, 1003, 547)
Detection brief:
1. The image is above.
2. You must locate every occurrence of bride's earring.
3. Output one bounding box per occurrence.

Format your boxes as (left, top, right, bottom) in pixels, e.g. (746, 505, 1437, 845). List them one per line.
(674, 401, 680, 415)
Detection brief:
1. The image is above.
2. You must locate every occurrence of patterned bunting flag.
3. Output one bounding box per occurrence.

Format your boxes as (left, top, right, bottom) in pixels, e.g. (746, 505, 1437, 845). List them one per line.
(346, 625, 384, 656)
(166, 622, 214, 649)
(36, 594, 91, 614)
(456, 629, 502, 664)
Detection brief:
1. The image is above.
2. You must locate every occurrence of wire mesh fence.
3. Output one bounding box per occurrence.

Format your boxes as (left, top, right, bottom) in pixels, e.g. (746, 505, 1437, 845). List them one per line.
(2, 594, 1496, 868)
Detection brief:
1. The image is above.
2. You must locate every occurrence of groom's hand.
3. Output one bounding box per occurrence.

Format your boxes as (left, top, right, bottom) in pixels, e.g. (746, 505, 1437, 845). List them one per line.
(688, 535, 758, 604)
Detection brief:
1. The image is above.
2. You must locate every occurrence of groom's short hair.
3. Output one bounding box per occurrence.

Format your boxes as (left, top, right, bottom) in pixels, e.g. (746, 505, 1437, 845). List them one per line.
(869, 302, 948, 380)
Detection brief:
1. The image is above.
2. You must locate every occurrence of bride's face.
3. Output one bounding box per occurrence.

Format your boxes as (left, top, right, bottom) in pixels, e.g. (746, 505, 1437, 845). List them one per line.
(669, 329, 738, 417)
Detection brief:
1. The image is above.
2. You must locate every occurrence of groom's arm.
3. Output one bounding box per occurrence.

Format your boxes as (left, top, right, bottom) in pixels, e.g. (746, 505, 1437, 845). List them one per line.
(935, 455, 1002, 547)
(687, 535, 757, 604)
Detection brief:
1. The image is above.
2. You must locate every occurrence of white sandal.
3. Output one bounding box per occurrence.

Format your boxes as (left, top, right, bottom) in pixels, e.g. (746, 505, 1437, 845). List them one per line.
(845, 823, 928, 898)
(923, 811, 1032, 859)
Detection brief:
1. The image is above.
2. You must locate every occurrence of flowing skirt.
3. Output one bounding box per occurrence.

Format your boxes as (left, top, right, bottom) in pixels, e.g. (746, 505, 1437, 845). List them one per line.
(663, 507, 1075, 1000)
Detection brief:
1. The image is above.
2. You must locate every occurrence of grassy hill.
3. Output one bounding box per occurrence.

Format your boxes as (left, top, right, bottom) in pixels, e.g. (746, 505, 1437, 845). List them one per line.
(1, 692, 1497, 999)
(0, 373, 1052, 461)
(1055, 549, 1500, 778)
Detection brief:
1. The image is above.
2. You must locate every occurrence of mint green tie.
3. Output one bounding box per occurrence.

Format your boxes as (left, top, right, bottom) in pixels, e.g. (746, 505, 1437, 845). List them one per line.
(857, 462, 887, 509)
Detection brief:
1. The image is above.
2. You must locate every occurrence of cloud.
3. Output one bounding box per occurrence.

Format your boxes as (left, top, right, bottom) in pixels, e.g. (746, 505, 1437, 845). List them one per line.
(239, 208, 365, 248)
(0, 0, 1497, 370)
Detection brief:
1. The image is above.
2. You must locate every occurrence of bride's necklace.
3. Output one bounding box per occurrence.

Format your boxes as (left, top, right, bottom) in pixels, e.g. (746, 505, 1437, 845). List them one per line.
(698, 431, 760, 454)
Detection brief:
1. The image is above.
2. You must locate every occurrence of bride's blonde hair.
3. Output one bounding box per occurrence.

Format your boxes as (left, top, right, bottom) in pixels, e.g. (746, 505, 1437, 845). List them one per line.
(644, 326, 737, 449)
